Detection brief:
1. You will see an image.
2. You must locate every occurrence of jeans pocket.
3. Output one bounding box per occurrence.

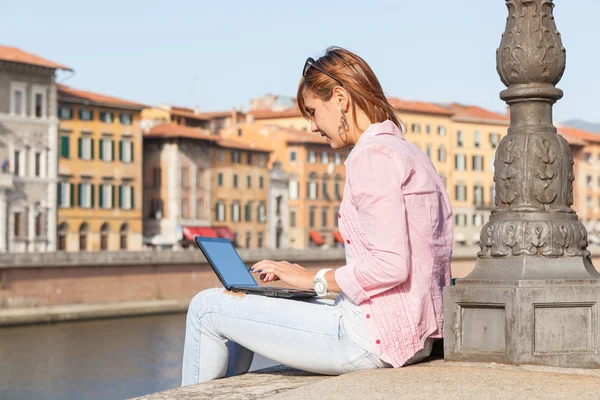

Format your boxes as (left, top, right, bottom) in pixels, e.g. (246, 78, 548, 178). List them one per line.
(340, 351, 380, 374)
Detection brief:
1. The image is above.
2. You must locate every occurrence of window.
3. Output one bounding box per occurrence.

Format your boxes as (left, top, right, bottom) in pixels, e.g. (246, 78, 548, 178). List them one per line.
(587, 197, 593, 208)
(472, 155, 484, 171)
(290, 151, 297, 162)
(245, 231, 252, 248)
(245, 202, 252, 222)
(308, 179, 318, 200)
(247, 175, 252, 188)
(13, 212, 22, 238)
(57, 223, 68, 251)
(438, 125, 446, 136)
(411, 123, 421, 133)
(457, 130, 464, 147)
(309, 207, 315, 228)
(58, 182, 74, 208)
(181, 198, 189, 219)
(334, 152, 342, 165)
(585, 153, 593, 163)
(587, 176, 593, 187)
(454, 214, 467, 227)
(119, 184, 134, 210)
(196, 168, 203, 188)
(100, 111, 114, 124)
(100, 223, 109, 250)
(455, 154, 466, 171)
(334, 207, 339, 227)
(232, 203, 241, 222)
(119, 140, 133, 163)
(455, 184, 467, 201)
(232, 151, 241, 163)
(58, 106, 73, 120)
(99, 184, 114, 209)
(474, 185, 484, 206)
(334, 180, 341, 200)
(13, 150, 22, 177)
(35, 208, 44, 237)
(119, 113, 132, 125)
(79, 223, 89, 251)
(473, 214, 484, 227)
(257, 232, 264, 248)
(60, 136, 70, 158)
(33, 152, 41, 177)
(321, 207, 328, 227)
(13, 90, 24, 115)
(438, 146, 447, 162)
(217, 150, 223, 162)
(78, 136, 94, 160)
(322, 181, 329, 200)
(217, 173, 223, 187)
(321, 151, 329, 164)
(100, 138, 113, 161)
(150, 198, 164, 219)
(308, 150, 316, 163)
(490, 133, 499, 148)
(79, 109, 93, 121)
(289, 180, 299, 200)
(257, 203, 266, 223)
(78, 182, 94, 208)
(153, 167, 161, 188)
(120, 223, 128, 250)
(181, 167, 189, 189)
(425, 125, 431, 134)
(247, 153, 252, 165)
(290, 210, 297, 228)
(34, 93, 44, 118)
(425, 144, 432, 159)
(233, 174, 238, 188)
(474, 131, 481, 148)
(237, 128, 242, 137)
(258, 154, 265, 167)
(259, 176, 264, 189)
(216, 202, 226, 222)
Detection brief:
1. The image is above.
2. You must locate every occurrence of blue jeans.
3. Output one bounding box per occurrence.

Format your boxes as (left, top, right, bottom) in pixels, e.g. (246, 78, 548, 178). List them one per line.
(181, 288, 389, 385)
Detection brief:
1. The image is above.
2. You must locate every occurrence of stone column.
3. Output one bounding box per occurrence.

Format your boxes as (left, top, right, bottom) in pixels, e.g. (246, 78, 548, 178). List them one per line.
(444, 0, 600, 368)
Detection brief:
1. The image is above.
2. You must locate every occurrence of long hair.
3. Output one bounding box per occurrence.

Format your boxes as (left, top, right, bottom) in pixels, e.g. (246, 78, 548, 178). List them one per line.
(297, 46, 402, 131)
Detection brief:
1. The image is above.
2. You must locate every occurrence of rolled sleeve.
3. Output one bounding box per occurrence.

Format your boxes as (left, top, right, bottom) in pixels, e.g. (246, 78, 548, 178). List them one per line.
(337, 146, 411, 305)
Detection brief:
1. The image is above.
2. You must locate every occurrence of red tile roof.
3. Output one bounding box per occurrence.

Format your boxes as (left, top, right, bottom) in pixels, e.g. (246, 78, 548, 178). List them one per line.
(250, 109, 303, 120)
(58, 84, 146, 110)
(0, 45, 72, 70)
(446, 103, 509, 122)
(216, 137, 272, 153)
(145, 123, 218, 141)
(388, 98, 454, 116)
(558, 125, 600, 145)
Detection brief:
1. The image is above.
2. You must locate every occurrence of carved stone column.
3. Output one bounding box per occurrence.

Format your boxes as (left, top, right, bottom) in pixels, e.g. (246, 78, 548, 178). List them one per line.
(444, 0, 600, 368)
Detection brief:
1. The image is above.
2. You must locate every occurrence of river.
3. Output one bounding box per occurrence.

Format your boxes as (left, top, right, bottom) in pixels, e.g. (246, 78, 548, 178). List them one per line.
(0, 313, 277, 400)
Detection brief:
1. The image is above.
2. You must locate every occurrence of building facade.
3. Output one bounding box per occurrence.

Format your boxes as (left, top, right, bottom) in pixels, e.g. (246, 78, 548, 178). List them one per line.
(57, 85, 145, 251)
(0, 46, 71, 252)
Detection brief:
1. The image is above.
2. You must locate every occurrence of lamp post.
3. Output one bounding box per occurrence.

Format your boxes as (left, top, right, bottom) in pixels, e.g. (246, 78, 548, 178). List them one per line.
(444, 0, 600, 368)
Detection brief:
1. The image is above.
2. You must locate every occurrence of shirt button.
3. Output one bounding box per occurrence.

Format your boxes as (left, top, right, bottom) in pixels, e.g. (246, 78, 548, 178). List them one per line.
(346, 240, 351, 244)
(338, 214, 341, 218)
(376, 340, 381, 345)
(366, 314, 371, 319)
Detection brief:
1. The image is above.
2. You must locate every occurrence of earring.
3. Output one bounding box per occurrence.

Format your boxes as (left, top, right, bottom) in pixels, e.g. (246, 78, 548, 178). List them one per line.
(338, 109, 349, 137)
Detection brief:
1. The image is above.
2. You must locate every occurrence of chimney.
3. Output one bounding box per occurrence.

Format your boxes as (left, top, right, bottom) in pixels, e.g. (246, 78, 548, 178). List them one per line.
(194, 105, 200, 114)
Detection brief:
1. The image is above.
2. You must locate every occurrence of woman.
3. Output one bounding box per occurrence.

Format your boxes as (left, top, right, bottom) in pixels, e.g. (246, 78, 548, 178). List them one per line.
(181, 46, 453, 385)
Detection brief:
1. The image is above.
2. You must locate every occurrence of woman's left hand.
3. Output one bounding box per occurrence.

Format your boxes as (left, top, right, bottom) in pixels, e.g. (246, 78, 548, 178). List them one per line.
(249, 260, 314, 290)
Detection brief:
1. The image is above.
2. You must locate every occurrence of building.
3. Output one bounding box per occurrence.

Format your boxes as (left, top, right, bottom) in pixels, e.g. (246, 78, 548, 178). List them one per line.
(56, 85, 145, 251)
(141, 105, 245, 135)
(0, 46, 71, 252)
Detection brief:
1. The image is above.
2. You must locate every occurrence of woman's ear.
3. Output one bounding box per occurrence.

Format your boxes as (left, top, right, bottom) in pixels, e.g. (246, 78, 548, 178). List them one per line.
(332, 87, 350, 113)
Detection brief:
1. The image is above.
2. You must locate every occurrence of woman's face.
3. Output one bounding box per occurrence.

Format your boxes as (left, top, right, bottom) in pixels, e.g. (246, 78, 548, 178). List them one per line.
(302, 91, 351, 151)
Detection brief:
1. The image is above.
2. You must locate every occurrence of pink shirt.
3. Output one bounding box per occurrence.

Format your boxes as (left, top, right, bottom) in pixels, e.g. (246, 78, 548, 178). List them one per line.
(335, 120, 453, 367)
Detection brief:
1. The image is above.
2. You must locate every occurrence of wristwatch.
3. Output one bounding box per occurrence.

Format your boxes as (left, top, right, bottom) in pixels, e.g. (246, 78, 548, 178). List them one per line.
(313, 268, 332, 297)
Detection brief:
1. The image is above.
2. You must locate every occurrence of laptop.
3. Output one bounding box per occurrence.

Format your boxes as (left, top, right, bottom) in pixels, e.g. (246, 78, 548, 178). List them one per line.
(194, 236, 317, 299)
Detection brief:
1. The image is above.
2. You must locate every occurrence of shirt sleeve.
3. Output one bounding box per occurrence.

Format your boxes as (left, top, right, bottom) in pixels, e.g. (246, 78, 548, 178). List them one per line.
(335, 146, 411, 305)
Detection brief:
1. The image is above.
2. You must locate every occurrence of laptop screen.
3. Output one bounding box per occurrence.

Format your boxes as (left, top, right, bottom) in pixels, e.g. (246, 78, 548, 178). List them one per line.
(196, 238, 258, 288)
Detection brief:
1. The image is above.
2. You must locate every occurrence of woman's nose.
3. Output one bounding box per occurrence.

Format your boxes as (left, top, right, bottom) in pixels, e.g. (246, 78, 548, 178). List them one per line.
(310, 120, 319, 133)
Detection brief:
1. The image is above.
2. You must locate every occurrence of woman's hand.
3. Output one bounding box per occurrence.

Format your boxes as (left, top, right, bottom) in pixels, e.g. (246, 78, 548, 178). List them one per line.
(249, 260, 314, 290)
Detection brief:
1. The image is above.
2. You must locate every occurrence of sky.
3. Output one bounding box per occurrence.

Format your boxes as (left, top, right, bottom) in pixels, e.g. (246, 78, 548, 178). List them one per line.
(1, 0, 599, 124)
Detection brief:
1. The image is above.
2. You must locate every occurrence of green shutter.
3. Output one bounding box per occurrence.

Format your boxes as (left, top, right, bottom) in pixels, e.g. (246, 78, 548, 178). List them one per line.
(57, 183, 62, 206)
(112, 185, 116, 208)
(130, 186, 134, 209)
(99, 139, 104, 160)
(61, 136, 69, 158)
(78, 138, 82, 159)
(77, 183, 82, 207)
(90, 185, 95, 208)
(90, 139, 94, 159)
(130, 142, 134, 162)
(119, 141, 123, 161)
(118, 185, 123, 208)
(111, 140, 115, 161)
(99, 185, 104, 207)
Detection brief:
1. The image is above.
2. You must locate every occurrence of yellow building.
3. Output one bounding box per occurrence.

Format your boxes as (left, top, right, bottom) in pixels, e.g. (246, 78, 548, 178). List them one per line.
(57, 85, 145, 251)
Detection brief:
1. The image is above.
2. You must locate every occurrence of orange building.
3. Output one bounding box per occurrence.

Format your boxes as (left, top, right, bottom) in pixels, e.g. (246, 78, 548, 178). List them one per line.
(57, 85, 145, 251)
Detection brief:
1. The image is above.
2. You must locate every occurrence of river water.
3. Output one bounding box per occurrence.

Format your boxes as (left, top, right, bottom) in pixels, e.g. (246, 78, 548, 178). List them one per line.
(0, 313, 277, 400)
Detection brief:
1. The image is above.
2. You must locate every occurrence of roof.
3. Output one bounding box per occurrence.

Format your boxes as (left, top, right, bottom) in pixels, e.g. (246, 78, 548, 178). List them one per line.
(558, 125, 600, 145)
(216, 137, 272, 153)
(445, 103, 509, 123)
(58, 84, 146, 110)
(145, 123, 218, 141)
(388, 98, 454, 116)
(281, 127, 329, 145)
(0, 45, 72, 71)
(250, 109, 303, 120)
(169, 106, 240, 121)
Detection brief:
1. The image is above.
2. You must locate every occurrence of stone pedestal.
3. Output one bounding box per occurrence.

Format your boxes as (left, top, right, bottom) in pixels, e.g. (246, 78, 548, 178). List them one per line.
(444, 0, 600, 368)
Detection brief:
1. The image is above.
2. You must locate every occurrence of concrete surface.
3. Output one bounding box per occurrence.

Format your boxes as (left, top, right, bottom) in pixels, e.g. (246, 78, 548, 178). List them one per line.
(132, 360, 600, 400)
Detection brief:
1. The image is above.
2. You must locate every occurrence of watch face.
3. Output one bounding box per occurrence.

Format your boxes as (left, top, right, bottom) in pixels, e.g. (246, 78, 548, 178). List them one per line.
(314, 280, 326, 295)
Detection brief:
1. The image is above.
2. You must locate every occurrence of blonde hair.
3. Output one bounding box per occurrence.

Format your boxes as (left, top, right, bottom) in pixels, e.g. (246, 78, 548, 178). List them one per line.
(297, 47, 402, 131)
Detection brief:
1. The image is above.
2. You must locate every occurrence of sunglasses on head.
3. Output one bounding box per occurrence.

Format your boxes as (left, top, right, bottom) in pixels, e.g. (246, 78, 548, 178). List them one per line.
(302, 57, 344, 87)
